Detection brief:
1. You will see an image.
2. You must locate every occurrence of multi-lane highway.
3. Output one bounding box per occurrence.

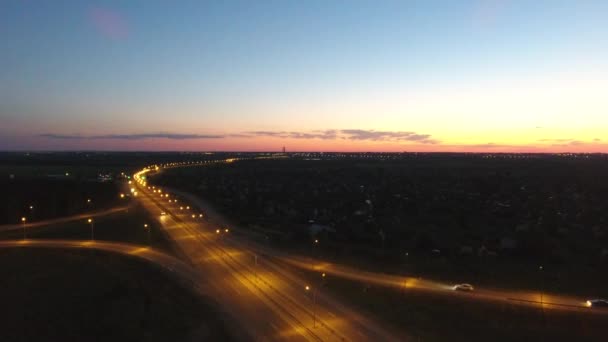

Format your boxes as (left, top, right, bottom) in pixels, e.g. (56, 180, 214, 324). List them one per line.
(135, 161, 608, 320)
(133, 167, 405, 341)
(160, 183, 608, 316)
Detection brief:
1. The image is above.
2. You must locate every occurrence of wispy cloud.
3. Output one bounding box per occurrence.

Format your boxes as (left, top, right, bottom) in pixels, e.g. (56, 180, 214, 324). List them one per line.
(538, 138, 588, 146)
(246, 130, 338, 140)
(468, 143, 521, 148)
(40, 133, 224, 140)
(246, 129, 437, 143)
(340, 129, 438, 144)
(40, 129, 438, 144)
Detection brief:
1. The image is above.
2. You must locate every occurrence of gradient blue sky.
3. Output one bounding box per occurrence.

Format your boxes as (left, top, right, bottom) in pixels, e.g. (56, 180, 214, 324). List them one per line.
(1, 1, 607, 151)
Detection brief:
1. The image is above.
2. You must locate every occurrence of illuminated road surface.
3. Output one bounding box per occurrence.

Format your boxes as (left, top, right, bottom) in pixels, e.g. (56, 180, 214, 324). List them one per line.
(0, 239, 197, 284)
(134, 169, 405, 341)
(161, 182, 606, 315)
(0, 205, 132, 233)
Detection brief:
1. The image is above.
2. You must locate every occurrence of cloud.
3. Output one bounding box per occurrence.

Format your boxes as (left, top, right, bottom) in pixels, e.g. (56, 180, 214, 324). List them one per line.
(468, 143, 520, 148)
(40, 129, 438, 144)
(89, 7, 129, 40)
(340, 129, 438, 144)
(538, 138, 574, 142)
(40, 133, 224, 140)
(538, 138, 590, 146)
(245, 130, 339, 140)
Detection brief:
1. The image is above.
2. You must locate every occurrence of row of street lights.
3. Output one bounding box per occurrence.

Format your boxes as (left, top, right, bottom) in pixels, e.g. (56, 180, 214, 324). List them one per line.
(305, 272, 327, 329)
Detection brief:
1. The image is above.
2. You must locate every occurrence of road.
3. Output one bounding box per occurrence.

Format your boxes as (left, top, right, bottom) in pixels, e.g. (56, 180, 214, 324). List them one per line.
(133, 168, 405, 341)
(0, 239, 197, 285)
(141, 161, 608, 317)
(0, 204, 133, 233)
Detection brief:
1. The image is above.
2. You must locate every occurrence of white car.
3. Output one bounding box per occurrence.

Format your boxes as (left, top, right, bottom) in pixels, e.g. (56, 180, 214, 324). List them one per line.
(586, 299, 608, 308)
(160, 211, 167, 216)
(453, 283, 474, 292)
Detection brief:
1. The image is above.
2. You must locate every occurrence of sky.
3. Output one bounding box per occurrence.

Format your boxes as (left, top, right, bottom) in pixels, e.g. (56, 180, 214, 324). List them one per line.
(1, 0, 607, 152)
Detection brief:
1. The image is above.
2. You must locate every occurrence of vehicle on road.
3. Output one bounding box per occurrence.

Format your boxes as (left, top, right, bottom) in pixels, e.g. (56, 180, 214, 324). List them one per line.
(586, 299, 608, 308)
(453, 283, 474, 292)
(160, 212, 167, 216)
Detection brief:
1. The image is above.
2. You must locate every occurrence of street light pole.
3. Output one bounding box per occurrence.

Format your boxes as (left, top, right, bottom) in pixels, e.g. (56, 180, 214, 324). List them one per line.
(87, 218, 94, 240)
(144, 223, 150, 245)
(311, 239, 319, 270)
(539, 265, 546, 331)
(21, 217, 26, 239)
(305, 285, 316, 328)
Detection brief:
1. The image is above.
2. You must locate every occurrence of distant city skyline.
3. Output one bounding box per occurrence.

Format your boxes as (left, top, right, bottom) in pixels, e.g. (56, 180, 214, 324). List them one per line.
(1, 1, 607, 152)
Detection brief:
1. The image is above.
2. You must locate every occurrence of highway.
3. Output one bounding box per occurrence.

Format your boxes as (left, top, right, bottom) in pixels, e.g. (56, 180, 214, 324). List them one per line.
(165, 188, 608, 315)
(133, 168, 405, 341)
(138, 161, 608, 318)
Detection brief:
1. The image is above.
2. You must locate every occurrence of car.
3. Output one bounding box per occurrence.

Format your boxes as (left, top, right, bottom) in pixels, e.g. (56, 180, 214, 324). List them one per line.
(160, 211, 167, 216)
(453, 283, 474, 292)
(586, 299, 608, 308)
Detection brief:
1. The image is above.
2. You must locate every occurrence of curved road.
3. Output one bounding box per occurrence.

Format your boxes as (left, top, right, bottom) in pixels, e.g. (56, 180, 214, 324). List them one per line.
(134, 167, 405, 341)
(0, 204, 133, 233)
(143, 161, 608, 318)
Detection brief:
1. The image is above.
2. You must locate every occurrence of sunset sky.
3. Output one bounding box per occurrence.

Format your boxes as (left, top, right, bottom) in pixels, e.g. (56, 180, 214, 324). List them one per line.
(1, 1, 607, 152)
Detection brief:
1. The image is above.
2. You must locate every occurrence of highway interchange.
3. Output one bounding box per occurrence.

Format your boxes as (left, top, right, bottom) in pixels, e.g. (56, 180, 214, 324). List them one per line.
(1, 157, 606, 341)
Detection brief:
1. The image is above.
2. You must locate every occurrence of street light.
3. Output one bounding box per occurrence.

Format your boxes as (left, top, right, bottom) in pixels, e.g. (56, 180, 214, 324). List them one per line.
(87, 218, 94, 240)
(539, 265, 546, 329)
(21, 217, 26, 239)
(305, 285, 317, 328)
(144, 223, 150, 245)
(310, 239, 319, 269)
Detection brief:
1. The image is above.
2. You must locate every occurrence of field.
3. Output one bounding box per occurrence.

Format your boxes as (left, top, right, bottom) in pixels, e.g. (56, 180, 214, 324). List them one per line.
(0, 248, 233, 342)
(294, 266, 608, 342)
(0, 204, 178, 256)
